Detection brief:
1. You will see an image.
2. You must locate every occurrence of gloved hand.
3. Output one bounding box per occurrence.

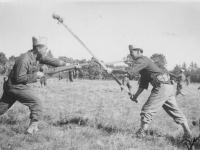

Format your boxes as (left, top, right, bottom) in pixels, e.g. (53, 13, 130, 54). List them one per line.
(106, 67, 113, 74)
(37, 72, 45, 79)
(130, 94, 138, 103)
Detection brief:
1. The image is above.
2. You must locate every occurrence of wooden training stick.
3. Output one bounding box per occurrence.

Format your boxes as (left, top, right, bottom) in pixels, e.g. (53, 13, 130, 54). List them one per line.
(53, 13, 137, 103)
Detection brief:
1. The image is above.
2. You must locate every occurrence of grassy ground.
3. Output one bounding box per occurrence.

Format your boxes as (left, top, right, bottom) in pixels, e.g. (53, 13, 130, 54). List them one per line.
(0, 76, 200, 150)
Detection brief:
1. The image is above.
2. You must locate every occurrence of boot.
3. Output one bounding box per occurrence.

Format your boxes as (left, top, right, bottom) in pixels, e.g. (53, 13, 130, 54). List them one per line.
(136, 128, 146, 138)
(26, 120, 39, 134)
(136, 122, 148, 138)
(181, 122, 192, 140)
(182, 132, 193, 140)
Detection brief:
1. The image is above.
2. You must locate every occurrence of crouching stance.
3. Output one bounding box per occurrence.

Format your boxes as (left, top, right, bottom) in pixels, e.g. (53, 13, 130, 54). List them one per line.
(107, 44, 192, 139)
(0, 36, 69, 134)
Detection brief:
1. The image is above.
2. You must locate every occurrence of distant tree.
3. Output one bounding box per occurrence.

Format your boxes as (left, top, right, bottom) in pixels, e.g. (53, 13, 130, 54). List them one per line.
(0, 52, 8, 66)
(87, 62, 104, 80)
(182, 62, 187, 71)
(171, 64, 181, 75)
(4, 61, 15, 75)
(150, 53, 167, 72)
(9, 55, 17, 62)
(189, 62, 195, 72)
(194, 63, 198, 70)
(58, 56, 73, 63)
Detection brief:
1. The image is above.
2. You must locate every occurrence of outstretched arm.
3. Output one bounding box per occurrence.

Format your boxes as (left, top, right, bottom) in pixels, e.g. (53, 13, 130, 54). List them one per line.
(107, 57, 147, 76)
(40, 56, 66, 67)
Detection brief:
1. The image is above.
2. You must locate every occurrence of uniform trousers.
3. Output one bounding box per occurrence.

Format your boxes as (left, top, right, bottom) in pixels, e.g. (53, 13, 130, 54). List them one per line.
(0, 81, 43, 121)
(141, 84, 187, 125)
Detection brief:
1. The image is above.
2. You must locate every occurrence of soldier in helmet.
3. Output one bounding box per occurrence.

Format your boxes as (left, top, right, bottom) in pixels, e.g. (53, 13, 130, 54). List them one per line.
(106, 44, 192, 139)
(170, 69, 186, 96)
(0, 36, 81, 134)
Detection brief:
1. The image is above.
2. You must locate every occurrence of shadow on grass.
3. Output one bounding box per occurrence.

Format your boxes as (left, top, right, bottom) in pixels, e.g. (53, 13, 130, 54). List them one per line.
(53, 117, 132, 135)
(96, 123, 132, 134)
(53, 117, 89, 127)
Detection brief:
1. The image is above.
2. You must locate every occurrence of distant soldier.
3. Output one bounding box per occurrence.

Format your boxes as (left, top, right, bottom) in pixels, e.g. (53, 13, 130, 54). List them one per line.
(58, 72, 63, 80)
(39, 65, 48, 87)
(0, 36, 81, 134)
(106, 44, 192, 139)
(74, 69, 79, 79)
(170, 69, 186, 96)
(121, 74, 132, 92)
(186, 76, 190, 86)
(69, 70, 74, 82)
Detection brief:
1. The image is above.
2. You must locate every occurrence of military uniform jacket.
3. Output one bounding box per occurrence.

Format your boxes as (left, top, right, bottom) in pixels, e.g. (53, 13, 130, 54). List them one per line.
(127, 56, 163, 89)
(7, 50, 66, 89)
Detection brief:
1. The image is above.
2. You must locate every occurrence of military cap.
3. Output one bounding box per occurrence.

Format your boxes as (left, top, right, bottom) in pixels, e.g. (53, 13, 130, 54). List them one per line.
(32, 36, 47, 46)
(128, 45, 143, 53)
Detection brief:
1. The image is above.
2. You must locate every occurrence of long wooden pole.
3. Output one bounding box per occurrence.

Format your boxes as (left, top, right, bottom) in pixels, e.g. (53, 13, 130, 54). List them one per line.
(53, 13, 137, 103)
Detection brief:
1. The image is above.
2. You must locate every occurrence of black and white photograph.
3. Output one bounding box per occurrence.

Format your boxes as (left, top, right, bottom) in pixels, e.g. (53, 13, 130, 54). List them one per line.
(0, 0, 200, 149)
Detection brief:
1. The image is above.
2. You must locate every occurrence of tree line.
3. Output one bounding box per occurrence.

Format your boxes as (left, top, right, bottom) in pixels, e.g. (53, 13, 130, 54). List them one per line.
(0, 51, 200, 83)
(150, 53, 200, 83)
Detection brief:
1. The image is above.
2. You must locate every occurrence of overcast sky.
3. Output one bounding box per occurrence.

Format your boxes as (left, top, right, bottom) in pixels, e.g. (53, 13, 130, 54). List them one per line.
(0, 1, 200, 70)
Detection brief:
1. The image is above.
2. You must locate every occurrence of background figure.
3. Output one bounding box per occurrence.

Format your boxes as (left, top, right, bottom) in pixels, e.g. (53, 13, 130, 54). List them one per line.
(176, 69, 186, 96)
(39, 65, 48, 87)
(58, 72, 63, 80)
(121, 74, 132, 92)
(169, 69, 186, 96)
(186, 76, 190, 86)
(69, 70, 74, 82)
(40, 77, 47, 88)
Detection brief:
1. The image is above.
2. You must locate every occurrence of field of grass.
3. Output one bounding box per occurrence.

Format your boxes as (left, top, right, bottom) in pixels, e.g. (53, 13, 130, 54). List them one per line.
(0, 76, 200, 150)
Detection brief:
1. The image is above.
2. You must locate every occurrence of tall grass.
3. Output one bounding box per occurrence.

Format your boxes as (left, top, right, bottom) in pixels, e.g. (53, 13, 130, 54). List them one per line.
(0, 76, 200, 150)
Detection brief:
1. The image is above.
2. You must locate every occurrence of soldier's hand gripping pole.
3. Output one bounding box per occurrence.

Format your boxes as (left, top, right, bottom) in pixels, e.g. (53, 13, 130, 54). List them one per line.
(52, 13, 137, 103)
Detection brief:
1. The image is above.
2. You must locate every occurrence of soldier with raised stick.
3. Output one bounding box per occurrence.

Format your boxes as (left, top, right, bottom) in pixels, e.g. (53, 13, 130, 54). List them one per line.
(106, 44, 192, 139)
